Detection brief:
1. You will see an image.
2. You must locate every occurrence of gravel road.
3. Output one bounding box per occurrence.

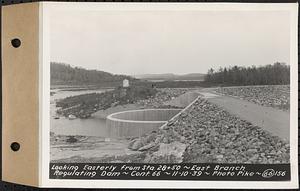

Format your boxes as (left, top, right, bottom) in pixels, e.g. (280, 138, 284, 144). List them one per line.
(199, 89, 289, 141)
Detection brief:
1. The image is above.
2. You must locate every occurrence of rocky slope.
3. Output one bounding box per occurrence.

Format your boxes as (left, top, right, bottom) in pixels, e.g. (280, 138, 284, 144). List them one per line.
(129, 97, 290, 164)
(215, 85, 290, 111)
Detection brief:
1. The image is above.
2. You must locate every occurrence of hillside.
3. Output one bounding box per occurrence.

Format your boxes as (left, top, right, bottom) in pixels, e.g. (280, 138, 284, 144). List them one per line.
(51, 62, 136, 86)
(134, 73, 205, 81)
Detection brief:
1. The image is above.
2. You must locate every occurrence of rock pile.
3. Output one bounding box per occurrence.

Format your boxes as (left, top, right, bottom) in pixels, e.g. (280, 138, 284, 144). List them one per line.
(128, 130, 165, 152)
(129, 97, 290, 164)
(135, 88, 191, 108)
(144, 142, 186, 163)
(56, 86, 158, 118)
(216, 85, 290, 110)
(56, 88, 192, 119)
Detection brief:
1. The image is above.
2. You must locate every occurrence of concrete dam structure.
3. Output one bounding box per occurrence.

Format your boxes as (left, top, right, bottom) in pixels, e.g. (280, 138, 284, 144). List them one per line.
(106, 91, 201, 138)
(106, 109, 181, 138)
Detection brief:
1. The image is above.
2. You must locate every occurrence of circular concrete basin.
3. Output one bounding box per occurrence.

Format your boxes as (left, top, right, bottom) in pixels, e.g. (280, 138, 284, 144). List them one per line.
(106, 109, 181, 138)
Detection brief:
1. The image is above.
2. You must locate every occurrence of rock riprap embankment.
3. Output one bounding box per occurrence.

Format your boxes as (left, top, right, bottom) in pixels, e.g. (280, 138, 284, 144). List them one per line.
(129, 97, 290, 164)
(216, 85, 290, 110)
(56, 88, 191, 119)
(135, 88, 191, 108)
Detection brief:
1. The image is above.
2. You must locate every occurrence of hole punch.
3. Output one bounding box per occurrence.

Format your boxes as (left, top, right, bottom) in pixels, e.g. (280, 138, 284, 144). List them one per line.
(10, 142, 20, 151)
(11, 38, 21, 48)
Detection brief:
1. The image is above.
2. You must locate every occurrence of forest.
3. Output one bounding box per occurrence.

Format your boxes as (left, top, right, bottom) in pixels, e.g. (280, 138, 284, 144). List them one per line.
(51, 62, 136, 86)
(204, 62, 290, 86)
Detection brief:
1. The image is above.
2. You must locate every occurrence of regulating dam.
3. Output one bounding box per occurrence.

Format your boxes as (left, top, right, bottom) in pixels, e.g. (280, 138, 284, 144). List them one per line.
(106, 109, 181, 138)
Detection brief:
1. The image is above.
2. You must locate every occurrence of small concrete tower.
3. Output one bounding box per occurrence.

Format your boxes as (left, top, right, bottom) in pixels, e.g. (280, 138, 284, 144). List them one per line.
(123, 79, 129, 87)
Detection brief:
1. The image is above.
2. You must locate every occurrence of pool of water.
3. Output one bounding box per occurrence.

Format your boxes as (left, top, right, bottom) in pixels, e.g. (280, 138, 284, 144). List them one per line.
(50, 88, 111, 137)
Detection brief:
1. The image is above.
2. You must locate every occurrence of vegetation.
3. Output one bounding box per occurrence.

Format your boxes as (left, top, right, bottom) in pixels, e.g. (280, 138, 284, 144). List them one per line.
(205, 62, 290, 86)
(51, 62, 137, 86)
(51, 62, 213, 88)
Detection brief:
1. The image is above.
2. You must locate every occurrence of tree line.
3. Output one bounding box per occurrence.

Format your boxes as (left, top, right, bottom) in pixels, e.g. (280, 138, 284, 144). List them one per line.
(51, 62, 136, 86)
(204, 62, 290, 86)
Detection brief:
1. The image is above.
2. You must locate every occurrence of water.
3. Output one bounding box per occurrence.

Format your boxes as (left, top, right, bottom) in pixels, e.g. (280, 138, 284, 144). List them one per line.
(50, 88, 111, 137)
(51, 116, 107, 137)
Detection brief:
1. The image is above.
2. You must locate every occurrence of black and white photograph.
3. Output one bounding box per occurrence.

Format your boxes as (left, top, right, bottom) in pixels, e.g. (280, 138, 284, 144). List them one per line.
(0, 1, 298, 189)
(49, 4, 293, 166)
(40, 4, 298, 187)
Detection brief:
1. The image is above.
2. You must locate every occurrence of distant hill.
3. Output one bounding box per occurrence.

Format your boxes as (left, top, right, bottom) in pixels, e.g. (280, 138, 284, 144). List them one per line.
(134, 73, 205, 81)
(51, 62, 136, 86)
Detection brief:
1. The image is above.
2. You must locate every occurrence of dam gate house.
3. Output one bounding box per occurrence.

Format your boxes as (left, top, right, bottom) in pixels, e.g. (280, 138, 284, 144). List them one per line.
(123, 79, 129, 88)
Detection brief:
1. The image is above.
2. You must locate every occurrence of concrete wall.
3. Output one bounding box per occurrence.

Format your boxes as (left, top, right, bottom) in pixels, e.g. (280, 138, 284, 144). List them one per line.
(106, 109, 181, 138)
(109, 109, 181, 121)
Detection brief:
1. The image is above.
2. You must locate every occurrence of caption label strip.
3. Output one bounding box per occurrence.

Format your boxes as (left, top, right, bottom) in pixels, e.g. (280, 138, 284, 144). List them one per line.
(50, 163, 290, 181)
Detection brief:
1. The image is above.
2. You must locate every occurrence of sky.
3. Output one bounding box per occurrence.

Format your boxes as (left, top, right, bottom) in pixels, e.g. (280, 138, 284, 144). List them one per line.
(50, 8, 290, 75)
